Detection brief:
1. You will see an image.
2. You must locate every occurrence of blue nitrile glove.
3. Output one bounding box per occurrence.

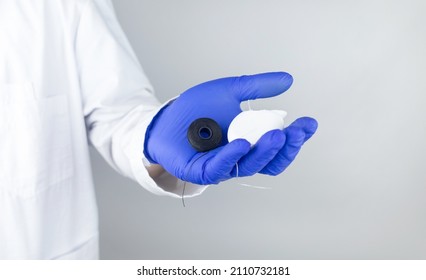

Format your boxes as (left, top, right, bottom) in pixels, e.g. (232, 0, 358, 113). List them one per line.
(144, 72, 318, 185)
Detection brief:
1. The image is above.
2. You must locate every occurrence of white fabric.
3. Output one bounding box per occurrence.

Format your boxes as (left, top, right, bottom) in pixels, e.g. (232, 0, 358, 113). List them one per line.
(0, 0, 206, 259)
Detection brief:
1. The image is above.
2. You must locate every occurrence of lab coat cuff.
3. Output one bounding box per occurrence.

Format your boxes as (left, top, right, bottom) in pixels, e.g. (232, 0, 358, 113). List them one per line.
(125, 97, 209, 198)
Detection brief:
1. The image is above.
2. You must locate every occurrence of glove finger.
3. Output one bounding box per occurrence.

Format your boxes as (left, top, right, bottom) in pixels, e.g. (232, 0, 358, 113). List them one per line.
(234, 130, 285, 177)
(259, 126, 306, 176)
(288, 116, 318, 141)
(234, 72, 293, 102)
(203, 139, 251, 184)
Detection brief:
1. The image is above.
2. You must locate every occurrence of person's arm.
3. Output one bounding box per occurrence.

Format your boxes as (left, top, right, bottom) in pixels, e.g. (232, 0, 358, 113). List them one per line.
(75, 0, 207, 197)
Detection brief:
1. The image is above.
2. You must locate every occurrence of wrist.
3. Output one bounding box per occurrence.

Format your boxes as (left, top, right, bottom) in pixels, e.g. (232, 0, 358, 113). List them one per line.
(146, 164, 166, 178)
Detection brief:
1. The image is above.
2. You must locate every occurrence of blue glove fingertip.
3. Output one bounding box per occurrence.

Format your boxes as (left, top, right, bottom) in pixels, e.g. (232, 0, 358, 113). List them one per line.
(302, 117, 318, 133)
(287, 117, 318, 142)
(236, 72, 294, 102)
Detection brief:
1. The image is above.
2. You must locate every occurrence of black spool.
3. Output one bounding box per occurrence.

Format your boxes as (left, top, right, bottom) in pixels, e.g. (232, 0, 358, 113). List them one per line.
(187, 118, 222, 152)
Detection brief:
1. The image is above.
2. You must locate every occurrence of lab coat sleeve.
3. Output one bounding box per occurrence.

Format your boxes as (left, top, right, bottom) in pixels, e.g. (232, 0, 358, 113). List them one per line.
(75, 0, 207, 197)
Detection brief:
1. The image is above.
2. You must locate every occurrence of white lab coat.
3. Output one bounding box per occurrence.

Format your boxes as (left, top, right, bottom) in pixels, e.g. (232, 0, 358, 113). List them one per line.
(0, 0, 206, 259)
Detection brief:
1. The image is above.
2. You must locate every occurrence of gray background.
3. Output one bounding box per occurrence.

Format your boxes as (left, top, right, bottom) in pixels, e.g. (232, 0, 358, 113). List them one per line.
(91, 0, 426, 259)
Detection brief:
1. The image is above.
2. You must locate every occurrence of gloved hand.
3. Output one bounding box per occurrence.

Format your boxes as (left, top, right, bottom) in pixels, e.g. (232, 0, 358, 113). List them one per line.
(144, 72, 318, 185)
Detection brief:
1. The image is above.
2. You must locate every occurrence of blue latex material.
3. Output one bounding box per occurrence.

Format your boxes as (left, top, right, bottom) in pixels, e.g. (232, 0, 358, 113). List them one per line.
(144, 72, 318, 185)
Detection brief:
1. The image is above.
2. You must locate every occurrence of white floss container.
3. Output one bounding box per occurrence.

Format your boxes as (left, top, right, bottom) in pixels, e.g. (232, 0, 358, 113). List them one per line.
(227, 110, 287, 146)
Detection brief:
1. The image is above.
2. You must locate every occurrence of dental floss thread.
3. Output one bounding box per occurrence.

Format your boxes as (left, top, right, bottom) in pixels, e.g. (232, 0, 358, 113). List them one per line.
(181, 152, 209, 207)
(181, 159, 271, 208)
(233, 100, 273, 190)
(235, 162, 272, 190)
